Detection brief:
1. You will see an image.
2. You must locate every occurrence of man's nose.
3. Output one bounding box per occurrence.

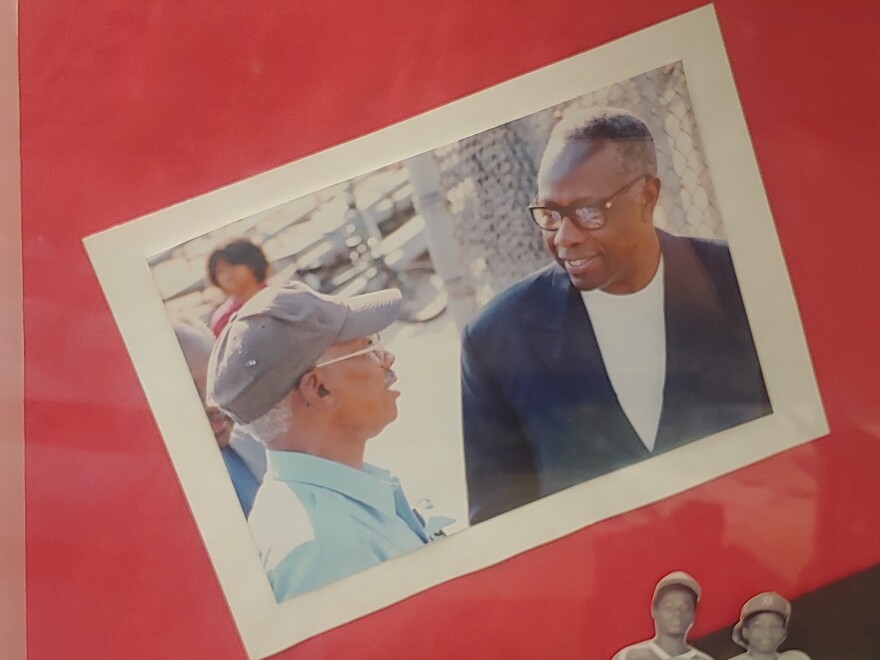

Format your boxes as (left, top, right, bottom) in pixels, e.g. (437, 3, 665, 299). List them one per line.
(380, 348, 395, 369)
(553, 215, 588, 248)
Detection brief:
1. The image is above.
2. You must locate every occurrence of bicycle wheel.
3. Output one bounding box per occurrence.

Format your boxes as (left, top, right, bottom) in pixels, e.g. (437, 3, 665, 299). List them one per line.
(387, 265, 449, 323)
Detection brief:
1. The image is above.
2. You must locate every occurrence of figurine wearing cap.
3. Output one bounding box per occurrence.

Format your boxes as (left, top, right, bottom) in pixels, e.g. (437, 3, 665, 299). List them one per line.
(612, 571, 714, 660)
(207, 282, 440, 601)
(729, 592, 811, 660)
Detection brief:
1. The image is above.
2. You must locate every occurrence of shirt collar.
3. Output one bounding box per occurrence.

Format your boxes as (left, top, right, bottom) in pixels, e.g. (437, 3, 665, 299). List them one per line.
(647, 640, 701, 659)
(266, 450, 399, 518)
(581, 254, 665, 307)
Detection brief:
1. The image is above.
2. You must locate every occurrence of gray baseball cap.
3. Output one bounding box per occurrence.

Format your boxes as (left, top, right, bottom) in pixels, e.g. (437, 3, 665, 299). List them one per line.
(207, 281, 402, 423)
(652, 571, 702, 604)
(732, 592, 791, 648)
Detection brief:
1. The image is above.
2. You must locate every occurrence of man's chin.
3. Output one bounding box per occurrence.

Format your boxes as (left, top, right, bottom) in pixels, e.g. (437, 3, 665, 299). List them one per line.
(566, 272, 603, 292)
(658, 623, 689, 637)
(367, 408, 400, 441)
(555, 261, 599, 291)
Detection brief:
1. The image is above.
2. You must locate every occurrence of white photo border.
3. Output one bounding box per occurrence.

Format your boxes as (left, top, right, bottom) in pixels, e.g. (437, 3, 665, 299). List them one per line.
(83, 6, 827, 658)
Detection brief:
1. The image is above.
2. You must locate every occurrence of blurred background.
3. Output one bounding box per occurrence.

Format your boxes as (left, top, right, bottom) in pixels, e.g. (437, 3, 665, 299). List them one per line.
(149, 60, 722, 532)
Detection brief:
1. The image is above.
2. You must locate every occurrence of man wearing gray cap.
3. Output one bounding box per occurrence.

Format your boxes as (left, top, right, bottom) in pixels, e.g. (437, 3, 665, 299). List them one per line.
(207, 282, 435, 602)
(612, 571, 715, 660)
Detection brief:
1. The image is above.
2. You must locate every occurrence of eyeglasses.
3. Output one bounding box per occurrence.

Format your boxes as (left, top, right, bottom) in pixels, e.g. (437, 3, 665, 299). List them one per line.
(314, 334, 384, 368)
(528, 174, 649, 232)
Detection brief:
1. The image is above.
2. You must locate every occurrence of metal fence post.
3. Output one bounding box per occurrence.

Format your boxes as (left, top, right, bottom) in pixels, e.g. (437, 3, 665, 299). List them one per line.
(404, 152, 475, 330)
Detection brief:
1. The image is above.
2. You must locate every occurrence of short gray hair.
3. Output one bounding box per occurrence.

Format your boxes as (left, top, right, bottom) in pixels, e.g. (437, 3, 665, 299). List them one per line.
(546, 106, 657, 178)
(244, 398, 293, 447)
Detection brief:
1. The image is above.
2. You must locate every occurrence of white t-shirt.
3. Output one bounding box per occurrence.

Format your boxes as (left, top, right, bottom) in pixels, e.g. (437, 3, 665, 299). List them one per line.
(581, 258, 665, 452)
(612, 639, 714, 660)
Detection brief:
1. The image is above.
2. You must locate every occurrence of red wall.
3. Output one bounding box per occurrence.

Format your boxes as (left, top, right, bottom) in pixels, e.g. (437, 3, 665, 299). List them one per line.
(1, 0, 24, 655)
(19, 1, 880, 657)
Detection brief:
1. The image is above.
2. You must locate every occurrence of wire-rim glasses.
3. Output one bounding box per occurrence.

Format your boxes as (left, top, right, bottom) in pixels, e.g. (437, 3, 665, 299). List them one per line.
(314, 333, 384, 368)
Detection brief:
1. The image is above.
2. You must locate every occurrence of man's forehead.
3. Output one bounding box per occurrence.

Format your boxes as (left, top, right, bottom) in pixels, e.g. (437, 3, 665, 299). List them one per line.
(538, 139, 624, 188)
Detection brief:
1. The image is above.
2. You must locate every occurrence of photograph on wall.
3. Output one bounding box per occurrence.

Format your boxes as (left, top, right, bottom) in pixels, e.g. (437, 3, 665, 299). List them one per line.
(609, 564, 880, 660)
(83, 7, 827, 658)
(607, 562, 880, 660)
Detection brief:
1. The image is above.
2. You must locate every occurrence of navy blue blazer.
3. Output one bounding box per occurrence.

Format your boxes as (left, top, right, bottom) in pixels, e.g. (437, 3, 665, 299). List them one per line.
(461, 230, 771, 524)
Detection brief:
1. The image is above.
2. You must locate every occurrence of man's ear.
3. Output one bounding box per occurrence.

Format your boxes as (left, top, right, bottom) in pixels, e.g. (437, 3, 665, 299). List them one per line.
(641, 176, 661, 219)
(297, 371, 338, 409)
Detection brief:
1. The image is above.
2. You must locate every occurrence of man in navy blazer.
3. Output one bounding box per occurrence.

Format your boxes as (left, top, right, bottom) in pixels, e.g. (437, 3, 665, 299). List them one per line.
(461, 107, 771, 524)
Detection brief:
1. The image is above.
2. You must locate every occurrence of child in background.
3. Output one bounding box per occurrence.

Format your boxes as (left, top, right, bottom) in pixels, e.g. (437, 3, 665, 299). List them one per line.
(207, 238, 269, 336)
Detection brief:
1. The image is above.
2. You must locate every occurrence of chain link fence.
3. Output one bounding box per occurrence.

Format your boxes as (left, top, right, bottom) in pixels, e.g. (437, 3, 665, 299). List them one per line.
(435, 61, 722, 306)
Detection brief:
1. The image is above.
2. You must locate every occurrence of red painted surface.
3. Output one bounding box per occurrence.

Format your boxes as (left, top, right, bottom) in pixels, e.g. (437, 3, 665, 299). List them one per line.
(19, 1, 880, 657)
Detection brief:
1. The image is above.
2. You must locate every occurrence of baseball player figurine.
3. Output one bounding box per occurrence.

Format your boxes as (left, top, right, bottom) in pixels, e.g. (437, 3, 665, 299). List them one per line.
(729, 592, 811, 660)
(612, 571, 715, 660)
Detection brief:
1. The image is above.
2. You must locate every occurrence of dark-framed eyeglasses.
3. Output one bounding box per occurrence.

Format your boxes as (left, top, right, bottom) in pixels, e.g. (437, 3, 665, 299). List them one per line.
(528, 174, 650, 232)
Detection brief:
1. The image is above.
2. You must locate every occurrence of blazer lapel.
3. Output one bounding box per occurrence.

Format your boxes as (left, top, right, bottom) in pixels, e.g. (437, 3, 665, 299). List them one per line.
(655, 231, 727, 452)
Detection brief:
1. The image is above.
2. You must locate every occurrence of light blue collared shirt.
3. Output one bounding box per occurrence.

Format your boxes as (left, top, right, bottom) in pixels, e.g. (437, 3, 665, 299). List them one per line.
(248, 450, 430, 602)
